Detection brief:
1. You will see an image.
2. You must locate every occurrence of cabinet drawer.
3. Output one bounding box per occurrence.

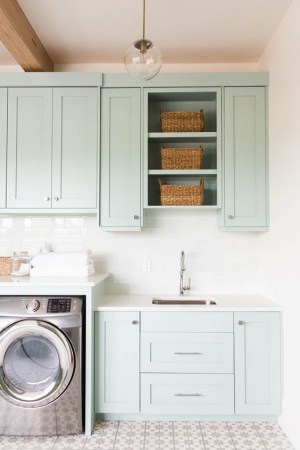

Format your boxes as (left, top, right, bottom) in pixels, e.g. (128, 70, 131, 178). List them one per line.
(141, 373, 234, 415)
(141, 332, 233, 373)
(141, 312, 233, 332)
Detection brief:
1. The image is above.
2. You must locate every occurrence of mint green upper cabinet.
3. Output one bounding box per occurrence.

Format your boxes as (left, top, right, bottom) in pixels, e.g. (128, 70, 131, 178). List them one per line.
(100, 88, 141, 229)
(52, 88, 98, 209)
(234, 312, 281, 415)
(0, 89, 7, 209)
(6, 87, 98, 211)
(95, 311, 140, 414)
(220, 87, 268, 229)
(7, 88, 52, 208)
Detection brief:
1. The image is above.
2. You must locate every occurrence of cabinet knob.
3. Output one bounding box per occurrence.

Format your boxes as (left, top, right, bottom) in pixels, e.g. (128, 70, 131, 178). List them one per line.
(228, 215, 234, 219)
(43, 197, 50, 202)
(53, 197, 59, 202)
(132, 320, 139, 325)
(134, 215, 139, 220)
(238, 320, 245, 325)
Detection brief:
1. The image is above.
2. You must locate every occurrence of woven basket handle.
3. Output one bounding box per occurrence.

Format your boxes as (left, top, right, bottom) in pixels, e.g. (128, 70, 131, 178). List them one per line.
(158, 179, 162, 187)
(200, 178, 204, 187)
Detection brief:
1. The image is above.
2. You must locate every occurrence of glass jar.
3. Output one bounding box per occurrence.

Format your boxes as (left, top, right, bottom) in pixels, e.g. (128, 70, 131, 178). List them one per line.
(10, 251, 31, 276)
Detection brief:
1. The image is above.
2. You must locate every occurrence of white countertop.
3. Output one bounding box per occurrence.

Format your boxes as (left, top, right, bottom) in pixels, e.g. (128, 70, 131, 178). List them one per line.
(0, 273, 109, 287)
(94, 293, 282, 312)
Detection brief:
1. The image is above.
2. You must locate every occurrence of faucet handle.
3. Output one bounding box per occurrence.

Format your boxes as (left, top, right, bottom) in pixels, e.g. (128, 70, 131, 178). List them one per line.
(184, 277, 191, 291)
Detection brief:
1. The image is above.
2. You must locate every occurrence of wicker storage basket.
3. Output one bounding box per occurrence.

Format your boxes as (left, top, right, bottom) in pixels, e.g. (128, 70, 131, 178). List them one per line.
(160, 109, 205, 132)
(159, 179, 204, 206)
(161, 145, 203, 170)
(0, 257, 11, 275)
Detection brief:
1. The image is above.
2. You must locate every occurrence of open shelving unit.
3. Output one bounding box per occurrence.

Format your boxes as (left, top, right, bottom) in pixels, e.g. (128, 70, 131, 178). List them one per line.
(144, 87, 222, 208)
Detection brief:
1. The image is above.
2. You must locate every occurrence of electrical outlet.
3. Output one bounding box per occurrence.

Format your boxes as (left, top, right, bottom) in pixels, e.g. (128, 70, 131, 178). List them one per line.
(142, 258, 151, 273)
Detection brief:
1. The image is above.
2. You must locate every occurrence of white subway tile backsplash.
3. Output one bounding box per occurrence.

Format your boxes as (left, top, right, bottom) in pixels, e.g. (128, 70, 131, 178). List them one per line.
(0, 218, 13, 228)
(0, 214, 262, 295)
(24, 218, 32, 228)
(30, 218, 53, 228)
(64, 217, 84, 228)
(53, 218, 65, 228)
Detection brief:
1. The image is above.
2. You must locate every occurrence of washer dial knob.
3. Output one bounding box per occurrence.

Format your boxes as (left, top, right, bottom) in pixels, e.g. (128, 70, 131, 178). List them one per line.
(26, 299, 40, 312)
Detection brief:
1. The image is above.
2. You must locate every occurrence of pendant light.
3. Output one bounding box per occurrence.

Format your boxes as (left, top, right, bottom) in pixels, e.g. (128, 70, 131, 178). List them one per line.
(124, 0, 162, 81)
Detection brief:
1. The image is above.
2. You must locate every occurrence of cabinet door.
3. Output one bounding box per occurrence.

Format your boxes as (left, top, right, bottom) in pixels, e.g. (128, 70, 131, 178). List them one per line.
(7, 88, 52, 208)
(100, 88, 141, 228)
(52, 87, 98, 209)
(0, 89, 7, 208)
(234, 312, 281, 415)
(95, 312, 140, 413)
(222, 87, 268, 228)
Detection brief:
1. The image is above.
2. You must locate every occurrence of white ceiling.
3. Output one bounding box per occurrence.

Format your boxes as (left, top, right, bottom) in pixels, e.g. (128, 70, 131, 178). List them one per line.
(0, 0, 293, 67)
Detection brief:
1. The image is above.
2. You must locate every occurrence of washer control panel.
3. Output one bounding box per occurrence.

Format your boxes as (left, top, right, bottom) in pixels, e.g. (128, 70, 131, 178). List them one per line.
(0, 296, 82, 316)
(47, 298, 72, 313)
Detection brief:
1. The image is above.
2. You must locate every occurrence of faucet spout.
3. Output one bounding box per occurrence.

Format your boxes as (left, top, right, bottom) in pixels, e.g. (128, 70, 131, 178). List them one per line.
(179, 251, 191, 296)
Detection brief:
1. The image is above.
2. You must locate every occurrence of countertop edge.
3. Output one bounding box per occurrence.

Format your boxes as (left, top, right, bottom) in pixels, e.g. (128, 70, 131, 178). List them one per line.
(93, 293, 283, 312)
(0, 273, 110, 287)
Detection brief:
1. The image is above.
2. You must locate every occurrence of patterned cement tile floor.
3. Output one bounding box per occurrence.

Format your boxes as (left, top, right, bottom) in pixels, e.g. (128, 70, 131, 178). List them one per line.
(0, 421, 295, 450)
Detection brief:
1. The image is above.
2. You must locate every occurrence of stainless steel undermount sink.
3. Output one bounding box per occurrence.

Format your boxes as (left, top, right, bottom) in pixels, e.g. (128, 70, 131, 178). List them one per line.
(152, 296, 217, 305)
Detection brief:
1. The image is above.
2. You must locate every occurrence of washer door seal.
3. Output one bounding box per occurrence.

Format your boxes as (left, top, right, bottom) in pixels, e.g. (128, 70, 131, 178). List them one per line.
(0, 319, 75, 408)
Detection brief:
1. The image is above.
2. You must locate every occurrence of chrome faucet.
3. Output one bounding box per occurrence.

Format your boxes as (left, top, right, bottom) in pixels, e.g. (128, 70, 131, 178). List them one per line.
(179, 250, 191, 296)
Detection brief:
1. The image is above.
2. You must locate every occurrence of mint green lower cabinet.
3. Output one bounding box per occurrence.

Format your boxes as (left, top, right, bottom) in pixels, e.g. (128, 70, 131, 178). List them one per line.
(220, 87, 268, 229)
(95, 312, 140, 414)
(94, 309, 281, 419)
(100, 88, 142, 229)
(141, 373, 234, 415)
(141, 332, 233, 374)
(234, 312, 281, 415)
(0, 88, 7, 208)
(140, 312, 235, 415)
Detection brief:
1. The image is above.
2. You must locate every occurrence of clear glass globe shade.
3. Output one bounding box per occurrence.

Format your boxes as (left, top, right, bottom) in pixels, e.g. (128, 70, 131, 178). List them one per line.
(124, 39, 162, 81)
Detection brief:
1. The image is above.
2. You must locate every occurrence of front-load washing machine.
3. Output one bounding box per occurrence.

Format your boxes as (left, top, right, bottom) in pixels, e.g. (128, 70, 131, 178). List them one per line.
(0, 295, 83, 436)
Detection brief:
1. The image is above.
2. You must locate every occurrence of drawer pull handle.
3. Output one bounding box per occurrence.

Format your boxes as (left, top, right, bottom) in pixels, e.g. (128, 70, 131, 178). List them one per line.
(132, 320, 139, 325)
(174, 393, 203, 397)
(238, 320, 245, 325)
(174, 352, 203, 355)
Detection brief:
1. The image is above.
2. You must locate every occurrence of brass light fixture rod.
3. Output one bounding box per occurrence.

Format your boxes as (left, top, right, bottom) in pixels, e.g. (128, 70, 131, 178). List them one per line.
(142, 0, 146, 40)
(134, 0, 152, 53)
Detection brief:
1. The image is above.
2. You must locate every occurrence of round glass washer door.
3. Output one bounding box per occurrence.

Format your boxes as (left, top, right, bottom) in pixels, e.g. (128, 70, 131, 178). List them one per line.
(0, 319, 75, 408)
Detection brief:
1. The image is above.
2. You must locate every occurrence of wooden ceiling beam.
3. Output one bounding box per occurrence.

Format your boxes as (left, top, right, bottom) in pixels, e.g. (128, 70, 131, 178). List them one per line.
(0, 0, 53, 72)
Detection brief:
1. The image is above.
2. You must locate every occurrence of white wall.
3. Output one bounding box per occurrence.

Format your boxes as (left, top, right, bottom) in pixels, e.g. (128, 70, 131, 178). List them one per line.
(257, 0, 300, 448)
